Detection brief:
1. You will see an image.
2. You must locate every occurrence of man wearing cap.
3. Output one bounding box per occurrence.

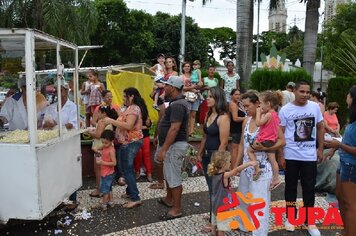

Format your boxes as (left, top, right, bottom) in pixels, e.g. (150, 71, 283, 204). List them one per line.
(281, 81, 296, 106)
(0, 76, 28, 130)
(156, 76, 190, 221)
(42, 79, 78, 130)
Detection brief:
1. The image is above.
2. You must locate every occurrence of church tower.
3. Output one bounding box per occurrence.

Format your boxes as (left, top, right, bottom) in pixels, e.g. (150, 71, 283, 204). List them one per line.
(268, 1, 288, 33)
(325, 0, 350, 21)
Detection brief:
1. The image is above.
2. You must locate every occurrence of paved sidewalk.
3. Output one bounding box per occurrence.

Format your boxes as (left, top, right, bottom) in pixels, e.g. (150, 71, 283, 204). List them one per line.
(0, 176, 343, 236)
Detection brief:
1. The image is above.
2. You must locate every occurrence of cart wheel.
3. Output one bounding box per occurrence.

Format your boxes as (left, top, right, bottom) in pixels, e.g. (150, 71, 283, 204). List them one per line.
(181, 171, 188, 181)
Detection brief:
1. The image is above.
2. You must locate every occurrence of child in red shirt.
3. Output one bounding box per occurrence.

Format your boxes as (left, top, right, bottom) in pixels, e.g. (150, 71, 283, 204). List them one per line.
(247, 91, 282, 190)
(95, 129, 116, 210)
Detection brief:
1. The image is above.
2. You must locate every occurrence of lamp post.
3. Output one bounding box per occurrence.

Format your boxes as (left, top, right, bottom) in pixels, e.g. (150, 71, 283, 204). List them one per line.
(180, 0, 188, 74)
(256, 0, 260, 69)
(320, 12, 325, 90)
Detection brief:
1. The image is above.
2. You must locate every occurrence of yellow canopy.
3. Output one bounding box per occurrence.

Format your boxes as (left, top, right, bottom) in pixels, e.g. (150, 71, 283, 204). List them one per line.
(106, 71, 158, 122)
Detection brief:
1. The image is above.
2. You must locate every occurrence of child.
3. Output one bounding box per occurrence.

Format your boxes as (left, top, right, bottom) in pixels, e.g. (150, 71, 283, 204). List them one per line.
(247, 90, 282, 190)
(149, 53, 166, 110)
(88, 105, 118, 198)
(191, 60, 202, 86)
(208, 151, 257, 236)
(95, 129, 117, 210)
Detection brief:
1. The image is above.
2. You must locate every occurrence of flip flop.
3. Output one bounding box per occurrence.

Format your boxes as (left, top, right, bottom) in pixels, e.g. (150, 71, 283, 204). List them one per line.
(157, 198, 173, 207)
(201, 224, 213, 233)
(89, 192, 101, 198)
(159, 212, 183, 221)
(270, 180, 282, 191)
(149, 182, 165, 189)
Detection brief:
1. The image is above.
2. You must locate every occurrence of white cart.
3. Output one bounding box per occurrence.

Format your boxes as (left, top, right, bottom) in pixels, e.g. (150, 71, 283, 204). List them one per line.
(0, 29, 82, 223)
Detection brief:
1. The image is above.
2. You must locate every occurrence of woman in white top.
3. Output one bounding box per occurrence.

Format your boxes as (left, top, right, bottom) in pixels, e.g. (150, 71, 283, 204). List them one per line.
(221, 60, 240, 103)
(237, 91, 285, 236)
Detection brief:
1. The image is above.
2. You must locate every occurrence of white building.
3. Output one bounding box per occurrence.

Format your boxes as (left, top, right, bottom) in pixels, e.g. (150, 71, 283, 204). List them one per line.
(325, 0, 351, 21)
(268, 2, 287, 33)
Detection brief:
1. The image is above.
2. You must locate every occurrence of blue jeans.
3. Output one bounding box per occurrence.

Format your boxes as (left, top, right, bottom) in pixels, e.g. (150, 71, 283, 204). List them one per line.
(119, 139, 143, 201)
(339, 160, 356, 183)
(115, 144, 124, 180)
(202, 150, 215, 194)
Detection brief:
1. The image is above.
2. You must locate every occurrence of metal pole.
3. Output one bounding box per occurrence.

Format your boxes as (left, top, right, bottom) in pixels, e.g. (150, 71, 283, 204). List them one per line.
(256, 0, 260, 69)
(180, 0, 186, 74)
(320, 14, 324, 90)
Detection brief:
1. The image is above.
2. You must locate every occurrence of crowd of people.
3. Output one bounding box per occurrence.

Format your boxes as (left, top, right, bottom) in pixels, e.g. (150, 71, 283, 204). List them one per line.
(1, 55, 356, 236)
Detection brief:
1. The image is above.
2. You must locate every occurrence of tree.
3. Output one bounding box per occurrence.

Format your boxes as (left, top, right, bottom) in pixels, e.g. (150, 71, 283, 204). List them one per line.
(200, 27, 236, 60)
(88, 0, 131, 66)
(150, 12, 207, 66)
(253, 31, 289, 62)
(236, 0, 254, 85)
(323, 2, 356, 76)
(0, 0, 98, 45)
(302, 0, 320, 76)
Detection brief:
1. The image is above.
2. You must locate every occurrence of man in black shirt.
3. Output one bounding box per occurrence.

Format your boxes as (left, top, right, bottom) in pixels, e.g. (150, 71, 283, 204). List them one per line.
(156, 76, 190, 220)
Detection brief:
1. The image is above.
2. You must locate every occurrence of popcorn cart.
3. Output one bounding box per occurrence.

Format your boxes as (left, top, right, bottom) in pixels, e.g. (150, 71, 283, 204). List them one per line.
(0, 29, 82, 223)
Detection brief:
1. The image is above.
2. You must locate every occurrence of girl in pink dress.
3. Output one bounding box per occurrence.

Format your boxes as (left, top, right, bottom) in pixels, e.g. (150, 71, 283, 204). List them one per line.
(247, 90, 282, 190)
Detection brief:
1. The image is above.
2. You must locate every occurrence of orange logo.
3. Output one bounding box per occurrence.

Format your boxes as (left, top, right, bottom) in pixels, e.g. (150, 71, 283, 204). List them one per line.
(217, 192, 266, 231)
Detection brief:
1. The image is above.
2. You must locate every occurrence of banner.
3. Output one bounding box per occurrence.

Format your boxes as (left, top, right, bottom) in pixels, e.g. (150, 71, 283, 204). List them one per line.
(106, 71, 158, 122)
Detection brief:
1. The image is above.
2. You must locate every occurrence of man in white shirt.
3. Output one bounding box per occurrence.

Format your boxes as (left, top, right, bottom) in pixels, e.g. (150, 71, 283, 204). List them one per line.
(279, 80, 325, 236)
(43, 80, 78, 130)
(0, 77, 28, 130)
(281, 81, 295, 106)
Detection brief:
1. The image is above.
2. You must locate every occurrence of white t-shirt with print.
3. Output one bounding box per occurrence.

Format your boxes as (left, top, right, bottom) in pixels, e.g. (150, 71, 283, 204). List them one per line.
(279, 101, 323, 161)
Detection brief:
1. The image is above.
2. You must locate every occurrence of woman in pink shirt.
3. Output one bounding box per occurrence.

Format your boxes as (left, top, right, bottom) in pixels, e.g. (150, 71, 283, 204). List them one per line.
(324, 102, 340, 136)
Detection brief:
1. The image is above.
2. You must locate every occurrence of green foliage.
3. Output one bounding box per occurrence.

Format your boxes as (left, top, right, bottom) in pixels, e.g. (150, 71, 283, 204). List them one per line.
(324, 3, 356, 75)
(249, 69, 312, 91)
(253, 27, 304, 65)
(326, 77, 356, 129)
(0, 75, 18, 89)
(334, 33, 356, 76)
(0, 0, 98, 45)
(200, 27, 236, 60)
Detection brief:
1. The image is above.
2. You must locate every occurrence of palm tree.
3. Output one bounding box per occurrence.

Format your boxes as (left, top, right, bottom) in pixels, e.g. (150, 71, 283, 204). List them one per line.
(302, 0, 320, 76)
(202, 0, 277, 84)
(0, 0, 97, 45)
(236, 0, 254, 84)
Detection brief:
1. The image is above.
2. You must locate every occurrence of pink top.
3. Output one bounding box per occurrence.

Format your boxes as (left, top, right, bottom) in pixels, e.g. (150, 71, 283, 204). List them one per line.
(257, 111, 280, 142)
(324, 111, 339, 131)
(116, 105, 143, 144)
(100, 145, 115, 177)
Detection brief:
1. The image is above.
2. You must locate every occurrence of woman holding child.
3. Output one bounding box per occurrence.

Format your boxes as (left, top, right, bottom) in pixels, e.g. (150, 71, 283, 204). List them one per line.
(103, 87, 145, 208)
(236, 91, 285, 236)
(181, 61, 202, 136)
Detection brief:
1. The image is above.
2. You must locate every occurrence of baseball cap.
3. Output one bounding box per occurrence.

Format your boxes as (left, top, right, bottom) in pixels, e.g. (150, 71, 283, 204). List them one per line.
(287, 81, 295, 88)
(162, 76, 184, 89)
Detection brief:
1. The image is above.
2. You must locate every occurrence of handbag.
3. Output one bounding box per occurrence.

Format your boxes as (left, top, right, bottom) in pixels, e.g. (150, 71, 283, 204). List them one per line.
(185, 91, 198, 102)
